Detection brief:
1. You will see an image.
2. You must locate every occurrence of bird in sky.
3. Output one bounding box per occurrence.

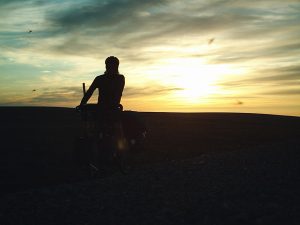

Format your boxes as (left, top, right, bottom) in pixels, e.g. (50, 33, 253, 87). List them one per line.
(208, 38, 215, 45)
(236, 100, 243, 105)
(28, 30, 32, 33)
(32, 89, 36, 92)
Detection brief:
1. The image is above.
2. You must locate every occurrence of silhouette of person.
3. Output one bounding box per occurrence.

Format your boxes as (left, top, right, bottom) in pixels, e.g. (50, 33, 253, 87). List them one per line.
(79, 56, 125, 110)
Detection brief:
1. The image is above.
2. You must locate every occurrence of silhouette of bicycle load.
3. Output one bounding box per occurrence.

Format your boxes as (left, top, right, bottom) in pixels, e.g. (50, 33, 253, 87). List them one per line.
(74, 83, 147, 176)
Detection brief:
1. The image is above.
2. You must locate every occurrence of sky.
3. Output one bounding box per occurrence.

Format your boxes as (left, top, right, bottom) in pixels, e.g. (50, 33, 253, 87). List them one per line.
(0, 0, 300, 116)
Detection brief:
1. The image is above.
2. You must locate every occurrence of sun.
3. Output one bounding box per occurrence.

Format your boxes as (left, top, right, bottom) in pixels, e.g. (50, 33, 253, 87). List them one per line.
(174, 69, 220, 102)
(147, 57, 236, 105)
(156, 58, 229, 103)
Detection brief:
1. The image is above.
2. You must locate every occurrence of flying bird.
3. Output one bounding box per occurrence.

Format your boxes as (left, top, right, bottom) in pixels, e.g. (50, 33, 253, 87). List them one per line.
(28, 30, 32, 33)
(236, 100, 243, 105)
(208, 38, 215, 45)
(32, 89, 36, 92)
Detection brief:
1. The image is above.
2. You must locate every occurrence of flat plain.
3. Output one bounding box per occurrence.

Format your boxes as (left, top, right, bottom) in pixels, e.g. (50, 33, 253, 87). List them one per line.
(0, 107, 299, 225)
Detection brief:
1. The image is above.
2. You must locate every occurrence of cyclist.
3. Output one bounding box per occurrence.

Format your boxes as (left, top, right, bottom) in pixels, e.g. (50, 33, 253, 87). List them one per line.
(77, 56, 126, 170)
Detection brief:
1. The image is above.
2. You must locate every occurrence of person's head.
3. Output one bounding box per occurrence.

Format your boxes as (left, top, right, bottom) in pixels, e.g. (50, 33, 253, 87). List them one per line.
(105, 56, 119, 75)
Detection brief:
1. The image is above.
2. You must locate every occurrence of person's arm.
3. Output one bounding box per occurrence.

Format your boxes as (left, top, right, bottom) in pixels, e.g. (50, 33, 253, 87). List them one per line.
(116, 75, 125, 103)
(120, 75, 125, 94)
(79, 77, 98, 106)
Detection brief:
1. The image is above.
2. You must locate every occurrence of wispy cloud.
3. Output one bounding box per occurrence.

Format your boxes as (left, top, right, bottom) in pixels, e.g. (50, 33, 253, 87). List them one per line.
(2, 0, 299, 64)
(124, 85, 183, 98)
(219, 65, 300, 84)
(262, 89, 300, 96)
(217, 65, 300, 99)
(30, 86, 83, 103)
(0, 83, 183, 106)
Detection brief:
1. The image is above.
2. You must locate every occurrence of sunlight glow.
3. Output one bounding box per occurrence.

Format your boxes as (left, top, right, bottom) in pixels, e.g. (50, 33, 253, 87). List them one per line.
(154, 58, 234, 103)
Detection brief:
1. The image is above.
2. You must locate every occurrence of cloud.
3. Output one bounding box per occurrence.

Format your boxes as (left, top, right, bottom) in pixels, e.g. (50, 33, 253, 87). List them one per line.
(218, 65, 300, 98)
(29, 85, 182, 105)
(0, 0, 27, 5)
(219, 65, 300, 87)
(49, 0, 167, 30)
(219, 42, 300, 63)
(30, 86, 83, 104)
(32, 0, 266, 58)
(0, 85, 84, 106)
(124, 85, 183, 98)
(262, 89, 300, 96)
(0, 83, 183, 106)
(2, 0, 300, 63)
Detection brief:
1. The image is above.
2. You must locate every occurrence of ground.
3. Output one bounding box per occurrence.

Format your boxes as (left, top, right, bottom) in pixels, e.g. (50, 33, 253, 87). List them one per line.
(0, 107, 299, 225)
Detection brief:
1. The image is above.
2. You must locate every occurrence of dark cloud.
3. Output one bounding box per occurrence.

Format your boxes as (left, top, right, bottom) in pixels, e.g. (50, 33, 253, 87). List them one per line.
(42, 0, 263, 57)
(48, 0, 169, 31)
(113, 14, 258, 48)
(0, 0, 54, 6)
(3, 0, 298, 64)
(0, 0, 27, 5)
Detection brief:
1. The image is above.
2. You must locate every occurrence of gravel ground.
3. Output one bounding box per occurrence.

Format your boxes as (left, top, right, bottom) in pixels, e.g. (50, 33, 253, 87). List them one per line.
(1, 140, 299, 225)
(1, 108, 299, 225)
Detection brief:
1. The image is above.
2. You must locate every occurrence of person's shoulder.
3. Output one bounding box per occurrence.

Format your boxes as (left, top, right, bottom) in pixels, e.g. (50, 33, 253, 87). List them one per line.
(92, 75, 105, 85)
(118, 74, 125, 80)
(95, 74, 105, 80)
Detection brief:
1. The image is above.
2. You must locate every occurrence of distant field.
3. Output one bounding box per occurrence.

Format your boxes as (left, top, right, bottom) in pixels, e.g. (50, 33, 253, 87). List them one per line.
(0, 107, 300, 193)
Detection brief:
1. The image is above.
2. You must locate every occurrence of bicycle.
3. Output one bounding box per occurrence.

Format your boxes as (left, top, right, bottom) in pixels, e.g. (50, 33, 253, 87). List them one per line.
(74, 84, 146, 177)
(74, 103, 131, 176)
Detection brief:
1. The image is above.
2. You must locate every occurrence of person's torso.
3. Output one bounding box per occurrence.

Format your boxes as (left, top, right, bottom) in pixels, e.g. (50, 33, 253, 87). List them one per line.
(96, 74, 125, 109)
